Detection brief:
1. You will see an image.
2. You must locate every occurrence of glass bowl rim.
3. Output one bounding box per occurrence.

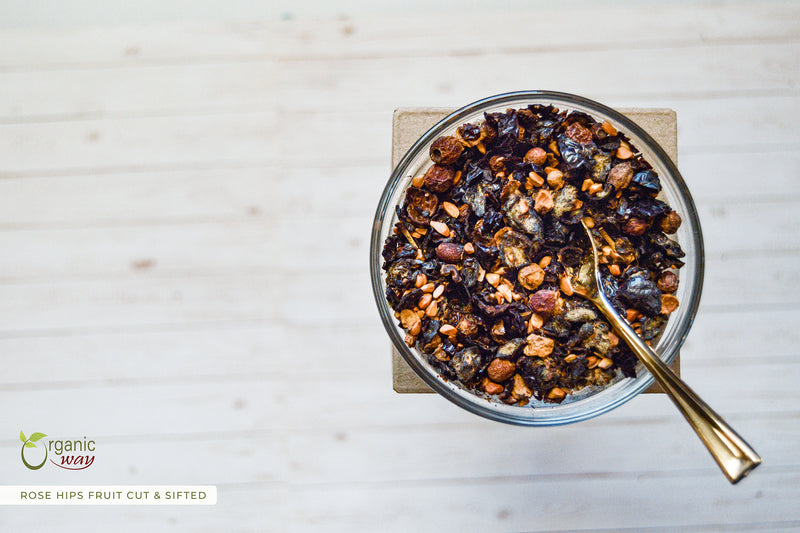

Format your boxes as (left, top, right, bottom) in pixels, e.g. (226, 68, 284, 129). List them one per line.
(370, 90, 705, 426)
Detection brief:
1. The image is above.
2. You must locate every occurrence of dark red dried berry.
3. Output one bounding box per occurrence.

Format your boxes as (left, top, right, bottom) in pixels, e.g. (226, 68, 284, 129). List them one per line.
(528, 289, 560, 313)
(430, 136, 463, 165)
(607, 162, 633, 189)
(435, 242, 464, 263)
(489, 155, 506, 173)
(404, 187, 438, 226)
(423, 165, 456, 193)
(457, 123, 481, 143)
(659, 211, 682, 234)
(524, 147, 547, 166)
(657, 271, 679, 293)
(480, 121, 497, 144)
(622, 217, 649, 236)
(565, 122, 593, 145)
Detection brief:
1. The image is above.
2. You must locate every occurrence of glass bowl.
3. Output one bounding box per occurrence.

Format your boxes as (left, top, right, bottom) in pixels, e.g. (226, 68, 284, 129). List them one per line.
(370, 91, 704, 426)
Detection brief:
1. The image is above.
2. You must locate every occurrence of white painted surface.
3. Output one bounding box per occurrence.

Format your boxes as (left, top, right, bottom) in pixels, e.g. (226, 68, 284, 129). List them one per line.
(0, 1, 798, 531)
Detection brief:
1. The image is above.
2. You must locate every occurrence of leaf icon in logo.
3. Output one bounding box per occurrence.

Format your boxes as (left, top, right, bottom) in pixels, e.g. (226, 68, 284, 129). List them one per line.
(19, 431, 47, 448)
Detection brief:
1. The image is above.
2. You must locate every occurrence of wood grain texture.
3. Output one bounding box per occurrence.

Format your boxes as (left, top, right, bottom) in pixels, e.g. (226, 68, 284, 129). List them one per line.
(390, 107, 680, 394)
(0, 2, 798, 531)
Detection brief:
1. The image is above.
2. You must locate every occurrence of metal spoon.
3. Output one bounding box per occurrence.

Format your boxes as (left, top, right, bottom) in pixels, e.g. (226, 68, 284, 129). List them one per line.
(573, 220, 761, 484)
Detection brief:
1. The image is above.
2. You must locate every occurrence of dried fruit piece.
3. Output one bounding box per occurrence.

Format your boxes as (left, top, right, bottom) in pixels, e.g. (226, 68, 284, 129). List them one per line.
(526, 171, 545, 189)
(504, 194, 544, 239)
(404, 187, 438, 226)
(657, 271, 679, 293)
(565, 122, 593, 144)
(546, 170, 564, 188)
(553, 184, 581, 220)
(631, 170, 662, 194)
(487, 358, 516, 382)
(430, 220, 450, 237)
(435, 242, 463, 263)
(439, 324, 458, 336)
(607, 162, 633, 189)
(483, 378, 504, 395)
(457, 314, 479, 337)
(660, 210, 682, 234)
(616, 143, 634, 160)
(451, 347, 482, 382)
(424, 164, 456, 192)
(528, 289, 561, 314)
(534, 189, 554, 214)
(418, 293, 432, 310)
(547, 387, 566, 402)
(661, 294, 680, 314)
(601, 121, 618, 135)
(622, 217, 649, 236)
(511, 374, 533, 402)
(429, 136, 463, 165)
(442, 201, 460, 218)
(619, 269, 662, 316)
(494, 226, 533, 268)
(518, 264, 545, 290)
(524, 333, 555, 357)
(399, 309, 421, 333)
(524, 147, 548, 166)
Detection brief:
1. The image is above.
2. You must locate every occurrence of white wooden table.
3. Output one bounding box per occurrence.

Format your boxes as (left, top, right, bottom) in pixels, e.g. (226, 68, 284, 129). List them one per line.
(0, 2, 799, 531)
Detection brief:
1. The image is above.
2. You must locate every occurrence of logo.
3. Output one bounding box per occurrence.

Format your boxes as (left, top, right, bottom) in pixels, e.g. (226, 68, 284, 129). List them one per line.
(20, 430, 96, 471)
(20, 431, 48, 470)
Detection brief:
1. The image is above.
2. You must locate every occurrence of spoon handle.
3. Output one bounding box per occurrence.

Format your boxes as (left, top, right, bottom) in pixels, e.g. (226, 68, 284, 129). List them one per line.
(596, 301, 761, 484)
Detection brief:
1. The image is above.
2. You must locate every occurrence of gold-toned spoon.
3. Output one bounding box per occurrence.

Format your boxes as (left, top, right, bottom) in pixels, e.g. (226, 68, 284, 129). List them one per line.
(573, 220, 761, 484)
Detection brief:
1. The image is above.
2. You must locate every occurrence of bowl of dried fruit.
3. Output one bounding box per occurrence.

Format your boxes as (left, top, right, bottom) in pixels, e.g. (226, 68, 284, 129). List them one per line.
(370, 91, 704, 426)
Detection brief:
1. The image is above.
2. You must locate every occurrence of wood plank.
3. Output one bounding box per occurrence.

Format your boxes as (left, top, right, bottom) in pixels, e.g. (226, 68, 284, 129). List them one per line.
(0, 96, 795, 175)
(277, 43, 800, 113)
(0, 111, 278, 175)
(0, 324, 389, 386)
(279, 415, 792, 486)
(0, 416, 793, 487)
(0, 61, 276, 120)
(236, 471, 800, 532)
(0, 484, 797, 533)
(0, 166, 376, 227)
(0, 43, 797, 120)
(0, 3, 796, 71)
(273, 2, 800, 60)
(0, 359, 796, 436)
(680, 151, 800, 200)
(683, 308, 800, 361)
(0, 22, 276, 70)
(0, 275, 285, 332)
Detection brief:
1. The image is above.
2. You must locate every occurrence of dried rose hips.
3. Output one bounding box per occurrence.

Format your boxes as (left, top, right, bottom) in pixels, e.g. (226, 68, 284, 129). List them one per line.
(429, 136, 463, 165)
(382, 104, 685, 405)
(423, 164, 456, 192)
